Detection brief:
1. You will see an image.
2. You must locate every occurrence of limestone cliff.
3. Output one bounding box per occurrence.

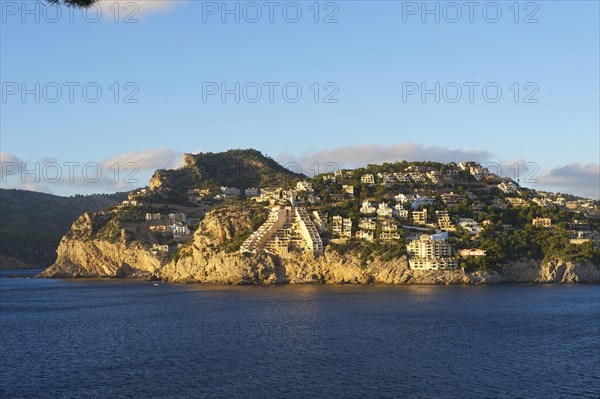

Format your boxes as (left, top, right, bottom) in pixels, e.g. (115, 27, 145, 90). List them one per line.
(42, 202, 600, 284)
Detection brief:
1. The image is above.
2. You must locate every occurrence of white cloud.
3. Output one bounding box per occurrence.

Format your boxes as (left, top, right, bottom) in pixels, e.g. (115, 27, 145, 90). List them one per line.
(538, 163, 600, 200)
(97, 0, 185, 19)
(2, 146, 598, 199)
(102, 147, 183, 171)
(0, 152, 23, 180)
(277, 142, 493, 174)
(1, 148, 184, 195)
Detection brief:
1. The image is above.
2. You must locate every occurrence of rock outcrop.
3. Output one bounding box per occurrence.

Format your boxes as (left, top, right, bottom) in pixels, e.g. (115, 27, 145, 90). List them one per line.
(41, 202, 600, 284)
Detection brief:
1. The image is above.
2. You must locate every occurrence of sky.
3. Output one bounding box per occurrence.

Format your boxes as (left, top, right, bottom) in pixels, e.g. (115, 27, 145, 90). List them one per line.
(1, 0, 599, 198)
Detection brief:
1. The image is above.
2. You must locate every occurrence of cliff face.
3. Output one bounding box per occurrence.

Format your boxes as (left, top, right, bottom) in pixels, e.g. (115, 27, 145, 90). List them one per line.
(42, 202, 600, 284)
(41, 239, 163, 278)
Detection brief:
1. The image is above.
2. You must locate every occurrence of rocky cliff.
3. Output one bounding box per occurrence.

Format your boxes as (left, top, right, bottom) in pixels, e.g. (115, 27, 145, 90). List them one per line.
(41, 202, 600, 284)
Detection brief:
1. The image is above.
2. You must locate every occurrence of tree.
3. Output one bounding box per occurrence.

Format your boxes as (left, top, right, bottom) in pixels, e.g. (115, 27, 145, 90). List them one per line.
(46, 0, 98, 8)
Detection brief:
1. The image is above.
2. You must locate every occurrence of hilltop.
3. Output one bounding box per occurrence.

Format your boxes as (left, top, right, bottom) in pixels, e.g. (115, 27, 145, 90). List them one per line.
(147, 149, 304, 203)
(40, 150, 599, 283)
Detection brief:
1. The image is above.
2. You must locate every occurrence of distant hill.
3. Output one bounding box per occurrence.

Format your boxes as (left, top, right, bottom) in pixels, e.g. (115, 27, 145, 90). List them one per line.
(0, 189, 128, 268)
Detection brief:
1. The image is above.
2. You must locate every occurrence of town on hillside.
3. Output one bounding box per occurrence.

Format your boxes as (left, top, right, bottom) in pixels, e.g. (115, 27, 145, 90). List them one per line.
(115, 160, 600, 270)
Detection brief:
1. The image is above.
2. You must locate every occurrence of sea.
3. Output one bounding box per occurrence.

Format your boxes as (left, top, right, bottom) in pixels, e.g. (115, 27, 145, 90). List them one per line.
(1, 269, 599, 398)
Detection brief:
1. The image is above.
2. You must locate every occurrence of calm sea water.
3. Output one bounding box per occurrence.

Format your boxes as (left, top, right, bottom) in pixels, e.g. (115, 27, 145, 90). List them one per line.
(1, 270, 599, 398)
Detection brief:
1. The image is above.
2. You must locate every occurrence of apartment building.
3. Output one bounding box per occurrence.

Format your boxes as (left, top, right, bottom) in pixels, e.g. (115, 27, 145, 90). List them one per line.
(412, 209, 428, 226)
(241, 207, 324, 257)
(361, 174, 375, 185)
(407, 234, 457, 270)
(145, 213, 162, 221)
(169, 213, 187, 223)
(435, 210, 454, 231)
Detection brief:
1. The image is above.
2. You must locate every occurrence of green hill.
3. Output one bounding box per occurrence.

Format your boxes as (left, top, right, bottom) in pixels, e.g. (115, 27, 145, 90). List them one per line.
(149, 149, 304, 195)
(0, 189, 128, 267)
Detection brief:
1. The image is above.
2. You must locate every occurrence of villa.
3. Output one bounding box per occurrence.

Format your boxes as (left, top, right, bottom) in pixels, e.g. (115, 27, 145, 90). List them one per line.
(356, 230, 375, 241)
(358, 218, 377, 230)
(377, 202, 394, 218)
(458, 218, 482, 235)
(360, 201, 377, 214)
(458, 249, 487, 257)
(532, 218, 552, 228)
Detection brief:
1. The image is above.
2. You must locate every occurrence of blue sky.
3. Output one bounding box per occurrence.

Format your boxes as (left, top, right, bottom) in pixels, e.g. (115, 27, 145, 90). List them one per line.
(1, 0, 599, 198)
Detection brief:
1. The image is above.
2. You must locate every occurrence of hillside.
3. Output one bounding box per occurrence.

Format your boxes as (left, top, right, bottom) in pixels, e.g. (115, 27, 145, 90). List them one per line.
(0, 189, 128, 268)
(40, 150, 600, 283)
(148, 149, 304, 203)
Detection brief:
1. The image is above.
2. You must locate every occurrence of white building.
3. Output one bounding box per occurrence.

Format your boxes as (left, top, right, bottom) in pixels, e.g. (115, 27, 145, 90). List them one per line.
(171, 224, 191, 236)
(145, 213, 161, 221)
(342, 185, 355, 196)
(310, 212, 327, 233)
(412, 209, 428, 226)
(358, 218, 377, 230)
(241, 207, 324, 256)
(361, 174, 375, 185)
(458, 218, 481, 235)
(458, 249, 486, 257)
(498, 181, 519, 194)
(532, 218, 552, 228)
(381, 221, 398, 232)
(245, 187, 260, 197)
(332, 215, 352, 238)
(296, 181, 314, 192)
(151, 244, 170, 254)
(377, 202, 394, 218)
(407, 235, 457, 270)
(221, 186, 241, 196)
(380, 232, 401, 241)
(356, 230, 374, 241)
(360, 201, 377, 214)
(395, 194, 434, 209)
(169, 213, 187, 223)
(393, 204, 409, 219)
(436, 211, 454, 231)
